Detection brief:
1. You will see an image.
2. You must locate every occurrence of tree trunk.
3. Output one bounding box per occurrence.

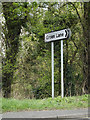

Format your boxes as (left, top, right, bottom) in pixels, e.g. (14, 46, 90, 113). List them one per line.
(82, 2, 90, 94)
(2, 2, 28, 98)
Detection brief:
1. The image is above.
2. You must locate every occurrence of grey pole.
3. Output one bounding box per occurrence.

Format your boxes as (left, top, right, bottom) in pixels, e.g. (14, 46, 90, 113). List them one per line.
(61, 40, 64, 98)
(51, 42, 54, 98)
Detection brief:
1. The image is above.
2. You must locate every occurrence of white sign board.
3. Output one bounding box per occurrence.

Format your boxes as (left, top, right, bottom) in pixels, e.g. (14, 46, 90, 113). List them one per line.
(45, 29, 71, 42)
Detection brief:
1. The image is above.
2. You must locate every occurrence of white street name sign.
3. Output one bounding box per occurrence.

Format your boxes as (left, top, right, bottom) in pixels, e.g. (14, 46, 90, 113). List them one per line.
(45, 28, 71, 42)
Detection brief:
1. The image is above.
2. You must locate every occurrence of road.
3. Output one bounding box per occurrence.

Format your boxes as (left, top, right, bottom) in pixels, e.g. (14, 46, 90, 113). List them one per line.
(1, 108, 90, 120)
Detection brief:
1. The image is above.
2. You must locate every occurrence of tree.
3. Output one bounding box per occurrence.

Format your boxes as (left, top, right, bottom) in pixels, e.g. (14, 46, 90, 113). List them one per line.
(11, 2, 80, 98)
(2, 2, 28, 98)
(83, 2, 90, 94)
(2, 2, 89, 99)
(66, 2, 90, 94)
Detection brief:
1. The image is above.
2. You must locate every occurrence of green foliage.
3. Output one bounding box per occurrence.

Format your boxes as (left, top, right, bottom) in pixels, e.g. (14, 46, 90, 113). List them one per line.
(2, 2, 89, 99)
(2, 94, 88, 113)
(11, 2, 85, 99)
(2, 2, 29, 98)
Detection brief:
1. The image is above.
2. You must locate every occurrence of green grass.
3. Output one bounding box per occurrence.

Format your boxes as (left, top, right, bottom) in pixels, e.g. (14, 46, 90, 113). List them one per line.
(0, 97, 2, 113)
(1, 94, 88, 113)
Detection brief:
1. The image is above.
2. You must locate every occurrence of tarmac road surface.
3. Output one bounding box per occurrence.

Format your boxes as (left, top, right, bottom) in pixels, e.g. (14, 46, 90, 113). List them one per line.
(1, 108, 90, 120)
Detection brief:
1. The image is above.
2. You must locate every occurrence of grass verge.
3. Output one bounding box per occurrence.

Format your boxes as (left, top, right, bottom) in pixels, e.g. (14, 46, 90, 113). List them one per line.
(1, 94, 88, 113)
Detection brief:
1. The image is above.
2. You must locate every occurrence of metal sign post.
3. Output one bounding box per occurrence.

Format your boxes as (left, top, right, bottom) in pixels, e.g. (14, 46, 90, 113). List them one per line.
(61, 40, 64, 98)
(45, 28, 71, 99)
(51, 42, 54, 98)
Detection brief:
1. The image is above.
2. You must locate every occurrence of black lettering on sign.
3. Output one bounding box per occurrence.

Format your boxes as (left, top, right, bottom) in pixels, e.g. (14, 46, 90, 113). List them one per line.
(46, 35, 49, 40)
(46, 35, 55, 40)
(56, 33, 64, 38)
(50, 35, 55, 39)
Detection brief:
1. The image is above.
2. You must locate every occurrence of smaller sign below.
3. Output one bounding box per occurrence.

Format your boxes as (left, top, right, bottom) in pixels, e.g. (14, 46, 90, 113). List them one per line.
(45, 28, 71, 42)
